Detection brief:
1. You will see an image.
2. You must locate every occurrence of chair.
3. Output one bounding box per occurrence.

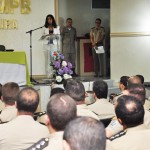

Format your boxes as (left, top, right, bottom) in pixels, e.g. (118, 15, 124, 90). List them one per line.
(0, 45, 6, 51)
(34, 111, 47, 125)
(33, 111, 46, 120)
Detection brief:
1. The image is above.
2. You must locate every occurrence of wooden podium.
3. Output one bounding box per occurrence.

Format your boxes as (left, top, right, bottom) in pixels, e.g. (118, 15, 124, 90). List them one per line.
(76, 37, 94, 76)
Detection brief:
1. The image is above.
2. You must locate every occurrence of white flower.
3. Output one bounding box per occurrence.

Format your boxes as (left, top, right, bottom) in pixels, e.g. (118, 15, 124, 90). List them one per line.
(56, 76, 63, 82)
(68, 75, 72, 79)
(62, 61, 67, 67)
(63, 74, 70, 80)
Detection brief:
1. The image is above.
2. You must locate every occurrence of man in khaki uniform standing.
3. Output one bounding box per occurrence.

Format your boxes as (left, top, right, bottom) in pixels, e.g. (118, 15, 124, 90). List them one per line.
(90, 18, 105, 77)
(61, 18, 77, 76)
(109, 95, 150, 150)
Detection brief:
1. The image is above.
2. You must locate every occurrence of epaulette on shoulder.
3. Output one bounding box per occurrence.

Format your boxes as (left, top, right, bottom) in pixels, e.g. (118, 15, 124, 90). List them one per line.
(108, 130, 126, 141)
(26, 138, 49, 150)
(116, 93, 123, 96)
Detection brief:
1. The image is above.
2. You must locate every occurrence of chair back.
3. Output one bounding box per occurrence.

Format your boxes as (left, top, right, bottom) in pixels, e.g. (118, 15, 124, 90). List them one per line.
(100, 118, 112, 127)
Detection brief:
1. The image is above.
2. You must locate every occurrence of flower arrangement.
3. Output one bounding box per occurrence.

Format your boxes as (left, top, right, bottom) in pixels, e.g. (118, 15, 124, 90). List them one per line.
(51, 51, 73, 83)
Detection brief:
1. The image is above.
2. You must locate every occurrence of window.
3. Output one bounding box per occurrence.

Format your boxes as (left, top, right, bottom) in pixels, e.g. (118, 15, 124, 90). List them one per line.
(92, 0, 110, 9)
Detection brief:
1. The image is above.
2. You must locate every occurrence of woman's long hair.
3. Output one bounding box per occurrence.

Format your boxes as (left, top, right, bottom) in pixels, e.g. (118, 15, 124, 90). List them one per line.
(44, 14, 57, 28)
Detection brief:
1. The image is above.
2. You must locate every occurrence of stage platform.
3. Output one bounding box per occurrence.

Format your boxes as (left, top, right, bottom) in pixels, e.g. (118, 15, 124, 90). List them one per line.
(31, 76, 120, 111)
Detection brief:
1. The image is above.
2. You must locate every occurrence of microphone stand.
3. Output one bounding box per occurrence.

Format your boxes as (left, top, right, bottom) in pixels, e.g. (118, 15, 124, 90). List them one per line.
(26, 25, 44, 84)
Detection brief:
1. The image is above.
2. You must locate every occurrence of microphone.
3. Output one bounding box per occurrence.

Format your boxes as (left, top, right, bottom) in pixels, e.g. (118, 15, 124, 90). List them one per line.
(26, 25, 45, 34)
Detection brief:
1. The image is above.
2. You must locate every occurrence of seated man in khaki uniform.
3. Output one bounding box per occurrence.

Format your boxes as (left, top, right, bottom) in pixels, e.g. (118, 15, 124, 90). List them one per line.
(112, 76, 129, 104)
(27, 93, 77, 150)
(0, 87, 49, 150)
(109, 95, 150, 150)
(106, 84, 150, 138)
(65, 79, 99, 120)
(63, 116, 106, 150)
(88, 80, 115, 120)
(136, 74, 150, 100)
(0, 82, 19, 123)
(113, 75, 141, 105)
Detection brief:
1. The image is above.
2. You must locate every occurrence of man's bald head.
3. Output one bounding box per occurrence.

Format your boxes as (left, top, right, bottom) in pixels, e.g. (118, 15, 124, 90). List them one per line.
(115, 95, 144, 128)
(16, 87, 39, 114)
(47, 93, 77, 131)
(128, 76, 142, 85)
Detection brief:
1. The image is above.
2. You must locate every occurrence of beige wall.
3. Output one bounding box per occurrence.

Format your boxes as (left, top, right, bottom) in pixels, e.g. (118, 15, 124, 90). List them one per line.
(111, 0, 150, 82)
(2, 0, 149, 81)
(0, 0, 55, 75)
(58, 0, 110, 36)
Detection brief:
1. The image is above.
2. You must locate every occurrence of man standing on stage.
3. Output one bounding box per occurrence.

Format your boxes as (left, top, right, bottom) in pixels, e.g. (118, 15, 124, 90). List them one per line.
(90, 18, 105, 77)
(61, 18, 77, 76)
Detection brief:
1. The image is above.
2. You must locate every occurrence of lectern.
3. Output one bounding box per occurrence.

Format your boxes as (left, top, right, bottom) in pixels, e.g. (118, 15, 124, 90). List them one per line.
(41, 34, 61, 78)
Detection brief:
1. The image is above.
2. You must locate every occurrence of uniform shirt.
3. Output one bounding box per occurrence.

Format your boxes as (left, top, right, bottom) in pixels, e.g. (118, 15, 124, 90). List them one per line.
(0, 105, 17, 123)
(106, 140, 115, 150)
(61, 26, 76, 53)
(144, 99, 150, 110)
(0, 100, 5, 111)
(43, 131, 63, 150)
(106, 109, 150, 138)
(0, 115, 49, 150)
(145, 87, 150, 99)
(77, 104, 99, 120)
(88, 98, 115, 119)
(110, 124, 150, 150)
(90, 27, 105, 44)
(112, 93, 123, 105)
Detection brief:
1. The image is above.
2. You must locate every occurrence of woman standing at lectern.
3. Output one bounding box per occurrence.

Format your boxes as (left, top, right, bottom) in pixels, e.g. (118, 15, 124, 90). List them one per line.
(43, 14, 61, 77)
(44, 14, 60, 35)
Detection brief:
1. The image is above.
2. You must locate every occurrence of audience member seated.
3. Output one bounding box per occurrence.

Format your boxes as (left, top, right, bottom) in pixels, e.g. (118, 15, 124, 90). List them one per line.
(88, 80, 115, 120)
(50, 87, 65, 97)
(136, 74, 150, 102)
(0, 82, 19, 123)
(64, 79, 96, 105)
(36, 87, 65, 125)
(65, 79, 99, 120)
(112, 76, 129, 104)
(128, 75, 142, 85)
(0, 87, 49, 149)
(129, 75, 150, 110)
(85, 91, 96, 105)
(106, 84, 150, 138)
(136, 74, 144, 84)
(63, 116, 106, 150)
(27, 93, 77, 150)
(113, 75, 150, 108)
(109, 95, 150, 150)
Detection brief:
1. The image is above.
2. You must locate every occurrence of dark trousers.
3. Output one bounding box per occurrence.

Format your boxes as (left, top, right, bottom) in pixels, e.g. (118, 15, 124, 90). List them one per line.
(92, 48, 104, 76)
